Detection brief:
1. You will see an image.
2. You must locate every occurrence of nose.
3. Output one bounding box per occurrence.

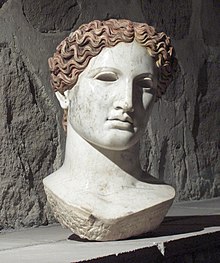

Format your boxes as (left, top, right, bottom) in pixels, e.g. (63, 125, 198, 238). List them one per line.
(113, 79, 134, 112)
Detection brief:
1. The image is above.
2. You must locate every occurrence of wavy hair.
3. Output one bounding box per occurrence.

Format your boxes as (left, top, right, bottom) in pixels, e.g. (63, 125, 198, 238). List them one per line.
(49, 19, 177, 98)
(49, 19, 177, 131)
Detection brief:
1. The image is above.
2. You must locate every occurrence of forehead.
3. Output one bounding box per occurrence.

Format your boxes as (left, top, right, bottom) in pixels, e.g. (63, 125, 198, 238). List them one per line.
(81, 41, 155, 77)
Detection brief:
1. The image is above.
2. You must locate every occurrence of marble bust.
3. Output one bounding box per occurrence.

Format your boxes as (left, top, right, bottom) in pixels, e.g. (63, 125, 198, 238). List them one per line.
(43, 19, 177, 241)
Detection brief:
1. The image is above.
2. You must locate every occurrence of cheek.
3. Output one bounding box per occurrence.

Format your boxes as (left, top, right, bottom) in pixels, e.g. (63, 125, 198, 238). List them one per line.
(69, 87, 108, 127)
(142, 93, 155, 110)
(70, 84, 93, 113)
(134, 93, 155, 126)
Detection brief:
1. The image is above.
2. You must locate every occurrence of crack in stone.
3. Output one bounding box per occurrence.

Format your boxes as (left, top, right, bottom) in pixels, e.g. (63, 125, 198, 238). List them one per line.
(0, 0, 7, 8)
(158, 137, 168, 182)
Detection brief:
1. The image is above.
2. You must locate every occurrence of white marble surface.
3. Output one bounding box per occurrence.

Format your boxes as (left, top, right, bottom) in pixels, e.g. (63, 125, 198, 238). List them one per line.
(44, 41, 175, 241)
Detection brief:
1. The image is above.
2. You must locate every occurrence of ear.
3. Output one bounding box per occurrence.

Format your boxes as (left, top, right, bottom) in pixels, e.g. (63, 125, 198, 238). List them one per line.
(55, 91, 69, 109)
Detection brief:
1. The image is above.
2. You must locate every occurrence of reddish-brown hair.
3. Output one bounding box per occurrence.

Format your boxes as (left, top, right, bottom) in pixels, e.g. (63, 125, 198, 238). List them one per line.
(49, 19, 177, 98)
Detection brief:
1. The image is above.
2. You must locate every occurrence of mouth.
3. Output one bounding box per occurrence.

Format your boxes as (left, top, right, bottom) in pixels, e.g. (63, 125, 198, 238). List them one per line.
(106, 115, 134, 130)
(107, 115, 133, 124)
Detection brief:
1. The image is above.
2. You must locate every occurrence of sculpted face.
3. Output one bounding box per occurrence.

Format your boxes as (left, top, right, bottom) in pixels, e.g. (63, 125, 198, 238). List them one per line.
(64, 41, 157, 150)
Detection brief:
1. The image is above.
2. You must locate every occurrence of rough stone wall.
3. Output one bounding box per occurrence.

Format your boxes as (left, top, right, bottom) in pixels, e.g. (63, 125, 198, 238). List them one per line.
(0, 0, 219, 229)
(140, 0, 220, 201)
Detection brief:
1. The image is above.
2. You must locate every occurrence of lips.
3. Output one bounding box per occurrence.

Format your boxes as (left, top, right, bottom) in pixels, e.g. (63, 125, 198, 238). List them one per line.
(107, 115, 133, 124)
(107, 115, 134, 130)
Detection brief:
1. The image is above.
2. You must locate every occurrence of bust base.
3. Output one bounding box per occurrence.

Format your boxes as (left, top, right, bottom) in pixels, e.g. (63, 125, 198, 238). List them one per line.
(44, 183, 174, 241)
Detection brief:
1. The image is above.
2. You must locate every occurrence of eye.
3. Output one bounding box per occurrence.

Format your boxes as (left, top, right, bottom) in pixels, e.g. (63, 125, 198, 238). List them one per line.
(94, 72, 118, 82)
(136, 78, 154, 92)
(137, 81, 152, 90)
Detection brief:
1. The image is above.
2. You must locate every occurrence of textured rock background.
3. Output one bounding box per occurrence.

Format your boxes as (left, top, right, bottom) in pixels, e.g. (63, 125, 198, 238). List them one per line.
(0, 0, 219, 229)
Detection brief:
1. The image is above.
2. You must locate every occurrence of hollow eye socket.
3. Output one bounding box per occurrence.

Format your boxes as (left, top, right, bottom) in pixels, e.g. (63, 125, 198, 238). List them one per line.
(137, 80, 152, 89)
(94, 72, 118, 82)
(135, 78, 154, 92)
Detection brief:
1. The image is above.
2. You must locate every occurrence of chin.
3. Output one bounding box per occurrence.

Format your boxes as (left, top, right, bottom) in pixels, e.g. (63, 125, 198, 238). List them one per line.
(92, 133, 140, 151)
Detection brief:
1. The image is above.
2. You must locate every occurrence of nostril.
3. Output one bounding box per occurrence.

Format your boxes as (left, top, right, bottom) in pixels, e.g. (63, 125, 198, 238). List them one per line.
(113, 101, 122, 110)
(113, 101, 134, 112)
(115, 106, 121, 110)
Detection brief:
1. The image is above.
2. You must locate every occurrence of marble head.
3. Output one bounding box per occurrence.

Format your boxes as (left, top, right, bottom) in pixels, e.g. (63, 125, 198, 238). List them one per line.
(48, 19, 177, 149)
(44, 19, 177, 241)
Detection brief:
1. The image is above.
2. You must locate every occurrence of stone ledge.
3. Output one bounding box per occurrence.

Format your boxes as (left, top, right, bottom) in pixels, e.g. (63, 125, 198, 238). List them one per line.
(0, 198, 219, 263)
(80, 226, 220, 263)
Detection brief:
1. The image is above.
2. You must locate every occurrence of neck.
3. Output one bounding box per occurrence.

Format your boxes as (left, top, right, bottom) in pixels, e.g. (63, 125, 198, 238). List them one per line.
(62, 123, 143, 188)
